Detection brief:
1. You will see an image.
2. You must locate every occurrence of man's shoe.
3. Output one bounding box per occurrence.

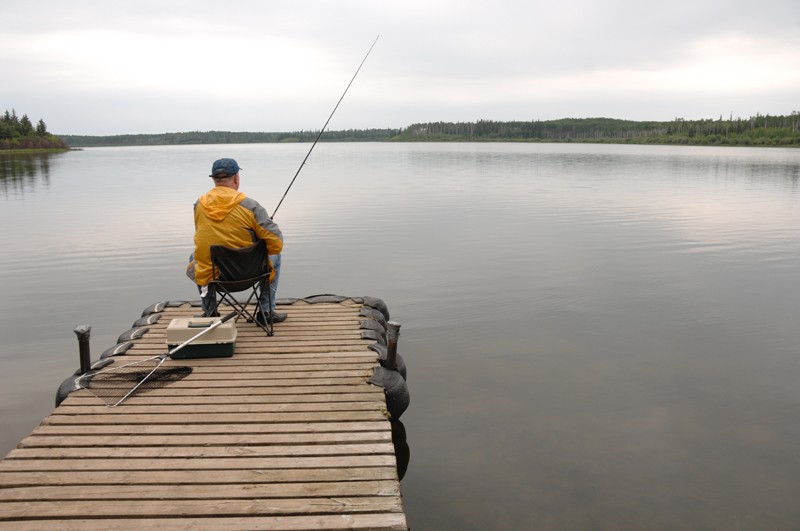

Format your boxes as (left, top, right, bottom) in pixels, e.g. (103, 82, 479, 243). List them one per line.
(255, 309, 287, 325)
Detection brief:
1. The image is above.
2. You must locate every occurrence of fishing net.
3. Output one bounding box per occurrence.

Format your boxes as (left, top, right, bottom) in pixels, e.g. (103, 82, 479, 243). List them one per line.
(78, 357, 192, 407)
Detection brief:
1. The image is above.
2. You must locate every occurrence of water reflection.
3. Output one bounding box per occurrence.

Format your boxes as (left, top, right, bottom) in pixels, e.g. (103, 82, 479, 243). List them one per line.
(0, 151, 64, 196)
(391, 420, 410, 481)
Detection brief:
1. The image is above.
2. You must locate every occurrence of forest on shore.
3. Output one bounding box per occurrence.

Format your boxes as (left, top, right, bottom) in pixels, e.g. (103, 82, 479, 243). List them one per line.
(59, 128, 400, 147)
(0, 109, 68, 150)
(5, 111, 798, 149)
(397, 113, 800, 146)
(59, 113, 800, 148)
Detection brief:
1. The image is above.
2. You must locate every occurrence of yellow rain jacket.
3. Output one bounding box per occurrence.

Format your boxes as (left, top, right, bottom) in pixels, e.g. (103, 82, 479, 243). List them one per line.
(192, 186, 283, 286)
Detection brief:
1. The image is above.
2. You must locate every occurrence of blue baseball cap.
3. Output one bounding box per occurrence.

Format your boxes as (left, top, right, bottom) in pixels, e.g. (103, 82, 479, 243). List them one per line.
(210, 158, 242, 178)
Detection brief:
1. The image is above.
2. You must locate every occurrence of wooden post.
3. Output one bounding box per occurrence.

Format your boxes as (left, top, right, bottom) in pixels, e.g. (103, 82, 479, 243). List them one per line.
(73, 325, 91, 375)
(386, 321, 401, 371)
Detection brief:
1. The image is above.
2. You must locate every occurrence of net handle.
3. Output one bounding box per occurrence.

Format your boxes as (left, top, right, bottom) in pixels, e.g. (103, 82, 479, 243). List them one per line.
(87, 311, 237, 407)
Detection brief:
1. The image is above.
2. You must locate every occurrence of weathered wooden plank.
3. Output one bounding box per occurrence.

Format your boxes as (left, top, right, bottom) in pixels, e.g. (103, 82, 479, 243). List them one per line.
(242, 327, 366, 335)
(117, 355, 376, 365)
(62, 392, 382, 405)
(132, 335, 368, 346)
(64, 385, 382, 398)
(52, 402, 385, 415)
(131, 345, 378, 354)
(5, 443, 396, 460)
(0, 455, 398, 472)
(67, 378, 372, 392)
(142, 320, 368, 332)
(92, 358, 378, 369)
(159, 377, 372, 386)
(137, 313, 366, 328)
(18, 432, 392, 448)
(0, 480, 400, 501)
(27, 421, 388, 436)
(160, 308, 364, 317)
(145, 317, 362, 325)
(70, 370, 375, 385)
(150, 369, 375, 380)
(0, 466, 399, 487)
(0, 513, 408, 531)
(71, 365, 377, 378)
(152, 331, 367, 342)
(119, 350, 378, 360)
(42, 410, 387, 425)
(0, 496, 402, 519)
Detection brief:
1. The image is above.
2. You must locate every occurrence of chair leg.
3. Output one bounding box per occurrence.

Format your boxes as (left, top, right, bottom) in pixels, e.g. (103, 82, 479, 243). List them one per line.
(208, 281, 273, 336)
(254, 279, 273, 336)
(265, 278, 274, 330)
(203, 285, 220, 317)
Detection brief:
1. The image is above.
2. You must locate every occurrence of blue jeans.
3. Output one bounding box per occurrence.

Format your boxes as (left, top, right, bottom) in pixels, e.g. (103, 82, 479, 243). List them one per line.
(187, 253, 281, 315)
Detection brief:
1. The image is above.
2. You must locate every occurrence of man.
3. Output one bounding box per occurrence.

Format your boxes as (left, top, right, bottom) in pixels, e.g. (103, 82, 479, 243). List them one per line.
(186, 157, 286, 323)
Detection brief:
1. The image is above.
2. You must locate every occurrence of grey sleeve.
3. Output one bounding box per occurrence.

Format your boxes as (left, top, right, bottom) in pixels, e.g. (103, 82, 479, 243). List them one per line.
(241, 197, 283, 241)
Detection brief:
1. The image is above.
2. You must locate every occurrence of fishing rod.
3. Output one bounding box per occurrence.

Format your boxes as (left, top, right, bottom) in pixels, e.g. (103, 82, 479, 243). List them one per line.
(272, 35, 380, 217)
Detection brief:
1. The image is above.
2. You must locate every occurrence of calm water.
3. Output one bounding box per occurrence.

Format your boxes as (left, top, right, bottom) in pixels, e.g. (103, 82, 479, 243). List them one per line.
(1, 143, 799, 529)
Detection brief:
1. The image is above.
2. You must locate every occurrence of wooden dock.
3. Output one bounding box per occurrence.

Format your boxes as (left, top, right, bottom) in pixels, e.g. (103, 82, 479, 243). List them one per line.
(0, 298, 408, 530)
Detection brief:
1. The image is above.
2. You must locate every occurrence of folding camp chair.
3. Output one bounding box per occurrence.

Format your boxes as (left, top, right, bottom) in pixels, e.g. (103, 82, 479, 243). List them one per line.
(207, 240, 274, 336)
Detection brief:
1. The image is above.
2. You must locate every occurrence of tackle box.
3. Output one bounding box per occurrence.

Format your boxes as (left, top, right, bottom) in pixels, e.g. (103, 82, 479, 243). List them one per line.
(165, 316, 237, 359)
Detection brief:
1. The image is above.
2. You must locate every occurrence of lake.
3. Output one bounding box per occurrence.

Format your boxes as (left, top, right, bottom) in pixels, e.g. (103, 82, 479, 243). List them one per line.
(1, 142, 799, 529)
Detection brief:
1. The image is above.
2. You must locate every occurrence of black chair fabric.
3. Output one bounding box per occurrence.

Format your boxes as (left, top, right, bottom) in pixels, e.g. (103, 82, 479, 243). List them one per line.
(208, 240, 273, 335)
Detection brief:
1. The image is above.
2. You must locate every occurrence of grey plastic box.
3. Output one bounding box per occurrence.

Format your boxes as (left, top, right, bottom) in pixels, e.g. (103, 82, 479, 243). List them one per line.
(165, 317, 237, 358)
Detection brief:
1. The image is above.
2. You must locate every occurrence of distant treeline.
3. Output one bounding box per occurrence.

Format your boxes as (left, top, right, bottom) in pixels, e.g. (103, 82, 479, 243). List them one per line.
(56, 113, 800, 148)
(1, 109, 68, 150)
(60, 128, 400, 147)
(396, 114, 800, 146)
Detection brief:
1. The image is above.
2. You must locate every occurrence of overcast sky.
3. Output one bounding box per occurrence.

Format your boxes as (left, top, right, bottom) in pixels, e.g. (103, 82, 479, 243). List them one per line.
(3, 0, 798, 135)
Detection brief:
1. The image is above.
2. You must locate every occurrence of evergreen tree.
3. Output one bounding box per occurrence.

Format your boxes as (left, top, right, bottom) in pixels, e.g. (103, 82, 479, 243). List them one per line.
(19, 114, 33, 135)
(0, 122, 15, 140)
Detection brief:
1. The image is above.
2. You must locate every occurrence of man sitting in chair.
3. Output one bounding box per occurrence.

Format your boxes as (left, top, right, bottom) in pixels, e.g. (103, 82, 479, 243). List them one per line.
(186, 157, 286, 323)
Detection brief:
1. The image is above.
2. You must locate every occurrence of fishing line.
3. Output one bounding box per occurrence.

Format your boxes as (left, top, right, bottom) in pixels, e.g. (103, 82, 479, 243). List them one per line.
(272, 35, 380, 217)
